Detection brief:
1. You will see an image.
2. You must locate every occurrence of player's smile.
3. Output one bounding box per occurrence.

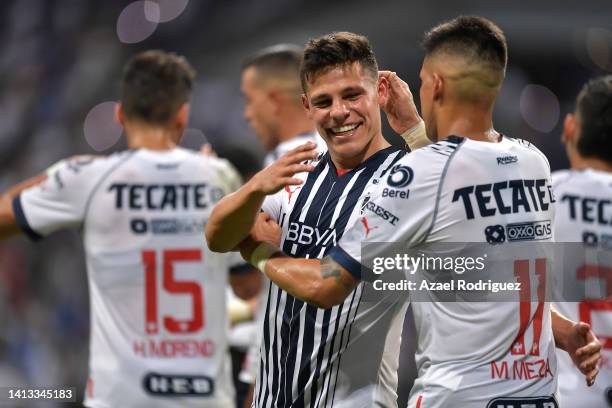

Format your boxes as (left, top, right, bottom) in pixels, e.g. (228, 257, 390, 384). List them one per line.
(327, 122, 362, 138)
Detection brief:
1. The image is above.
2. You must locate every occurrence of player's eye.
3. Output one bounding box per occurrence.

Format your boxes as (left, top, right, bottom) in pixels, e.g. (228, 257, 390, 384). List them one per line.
(313, 99, 331, 108)
(344, 92, 361, 101)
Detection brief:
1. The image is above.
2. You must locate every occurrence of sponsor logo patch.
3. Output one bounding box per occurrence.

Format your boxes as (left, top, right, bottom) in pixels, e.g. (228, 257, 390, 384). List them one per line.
(485, 220, 552, 244)
(386, 165, 413, 188)
(143, 372, 214, 397)
(497, 155, 518, 165)
(486, 396, 557, 408)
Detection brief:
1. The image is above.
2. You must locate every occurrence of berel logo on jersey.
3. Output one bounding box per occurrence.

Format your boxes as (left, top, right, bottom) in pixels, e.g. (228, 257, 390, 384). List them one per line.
(383, 165, 413, 199)
(497, 155, 518, 165)
(484, 220, 552, 244)
(143, 372, 214, 397)
(386, 165, 414, 188)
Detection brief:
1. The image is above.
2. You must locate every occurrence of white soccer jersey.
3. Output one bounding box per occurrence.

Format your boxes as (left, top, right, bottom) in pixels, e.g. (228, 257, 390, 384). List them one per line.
(330, 136, 559, 408)
(263, 132, 325, 167)
(13, 148, 241, 408)
(240, 131, 325, 386)
(552, 168, 612, 408)
(255, 146, 409, 408)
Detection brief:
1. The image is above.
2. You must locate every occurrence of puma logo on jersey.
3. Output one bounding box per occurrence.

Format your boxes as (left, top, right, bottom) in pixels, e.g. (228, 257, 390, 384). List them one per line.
(360, 216, 378, 238)
(286, 222, 337, 246)
(284, 185, 302, 204)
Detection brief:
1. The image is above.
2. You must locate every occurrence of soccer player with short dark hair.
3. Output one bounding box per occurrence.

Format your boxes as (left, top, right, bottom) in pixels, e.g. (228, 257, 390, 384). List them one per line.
(239, 17, 601, 407)
(552, 75, 612, 407)
(206, 31, 423, 407)
(241, 44, 323, 166)
(0, 50, 242, 407)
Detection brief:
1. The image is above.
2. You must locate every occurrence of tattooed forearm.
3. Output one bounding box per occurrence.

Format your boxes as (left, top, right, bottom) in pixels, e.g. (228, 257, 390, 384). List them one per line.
(321, 256, 354, 291)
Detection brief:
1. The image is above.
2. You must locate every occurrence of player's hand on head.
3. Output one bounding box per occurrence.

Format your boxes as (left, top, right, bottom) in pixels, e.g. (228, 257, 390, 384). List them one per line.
(567, 321, 601, 386)
(250, 212, 281, 246)
(379, 70, 422, 134)
(249, 141, 317, 195)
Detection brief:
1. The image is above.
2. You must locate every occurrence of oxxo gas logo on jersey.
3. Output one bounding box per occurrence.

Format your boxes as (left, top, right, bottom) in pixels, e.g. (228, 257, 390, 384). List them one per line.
(485, 220, 552, 244)
(382, 165, 413, 199)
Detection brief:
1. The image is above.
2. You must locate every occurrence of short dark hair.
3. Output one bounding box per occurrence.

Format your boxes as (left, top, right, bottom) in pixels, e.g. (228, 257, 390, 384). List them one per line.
(242, 44, 302, 78)
(121, 50, 195, 124)
(423, 16, 507, 71)
(576, 75, 612, 161)
(300, 32, 378, 92)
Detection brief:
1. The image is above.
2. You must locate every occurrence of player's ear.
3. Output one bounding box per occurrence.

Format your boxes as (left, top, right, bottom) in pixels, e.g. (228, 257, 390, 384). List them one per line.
(175, 103, 190, 130)
(301, 94, 313, 119)
(115, 102, 125, 127)
(377, 75, 389, 106)
(432, 73, 443, 102)
(268, 90, 283, 114)
(562, 113, 576, 145)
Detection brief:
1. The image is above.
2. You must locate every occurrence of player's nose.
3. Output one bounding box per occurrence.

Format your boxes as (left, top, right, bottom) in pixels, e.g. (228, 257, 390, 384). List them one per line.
(329, 100, 350, 122)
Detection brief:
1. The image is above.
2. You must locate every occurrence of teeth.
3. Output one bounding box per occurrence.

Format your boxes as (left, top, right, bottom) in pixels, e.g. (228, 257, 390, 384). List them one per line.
(331, 124, 358, 134)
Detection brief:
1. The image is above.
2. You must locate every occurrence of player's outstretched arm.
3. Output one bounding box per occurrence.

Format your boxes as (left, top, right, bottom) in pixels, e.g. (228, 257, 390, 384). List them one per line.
(551, 305, 601, 386)
(205, 142, 317, 253)
(240, 239, 358, 309)
(0, 173, 47, 240)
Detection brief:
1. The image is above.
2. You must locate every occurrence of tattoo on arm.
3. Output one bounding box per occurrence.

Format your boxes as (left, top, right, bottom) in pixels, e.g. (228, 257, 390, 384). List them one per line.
(321, 256, 354, 291)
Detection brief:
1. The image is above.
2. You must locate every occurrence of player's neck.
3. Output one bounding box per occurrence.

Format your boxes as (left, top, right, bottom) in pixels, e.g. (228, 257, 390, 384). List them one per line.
(437, 104, 498, 142)
(276, 114, 316, 145)
(125, 123, 180, 151)
(329, 133, 390, 172)
(571, 155, 612, 173)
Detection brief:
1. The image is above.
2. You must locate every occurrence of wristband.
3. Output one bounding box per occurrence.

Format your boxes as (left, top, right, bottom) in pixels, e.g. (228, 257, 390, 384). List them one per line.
(250, 242, 281, 272)
(228, 298, 253, 324)
(400, 120, 430, 150)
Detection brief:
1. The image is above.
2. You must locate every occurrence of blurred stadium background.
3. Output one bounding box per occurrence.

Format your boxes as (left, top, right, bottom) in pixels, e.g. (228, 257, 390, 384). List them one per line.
(0, 0, 611, 406)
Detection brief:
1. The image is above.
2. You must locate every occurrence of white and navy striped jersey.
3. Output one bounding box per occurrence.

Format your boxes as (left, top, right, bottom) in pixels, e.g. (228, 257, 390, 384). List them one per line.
(552, 168, 612, 408)
(13, 148, 241, 408)
(331, 137, 559, 408)
(263, 132, 326, 168)
(256, 146, 408, 408)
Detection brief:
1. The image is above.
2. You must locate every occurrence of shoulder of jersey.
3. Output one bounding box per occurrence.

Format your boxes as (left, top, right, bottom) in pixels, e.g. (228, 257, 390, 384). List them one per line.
(407, 136, 464, 164)
(506, 136, 551, 167)
(551, 169, 573, 187)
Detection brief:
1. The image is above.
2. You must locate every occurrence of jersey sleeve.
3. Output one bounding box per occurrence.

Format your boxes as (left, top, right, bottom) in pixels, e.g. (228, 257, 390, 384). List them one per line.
(328, 149, 446, 279)
(261, 190, 284, 222)
(13, 156, 105, 239)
